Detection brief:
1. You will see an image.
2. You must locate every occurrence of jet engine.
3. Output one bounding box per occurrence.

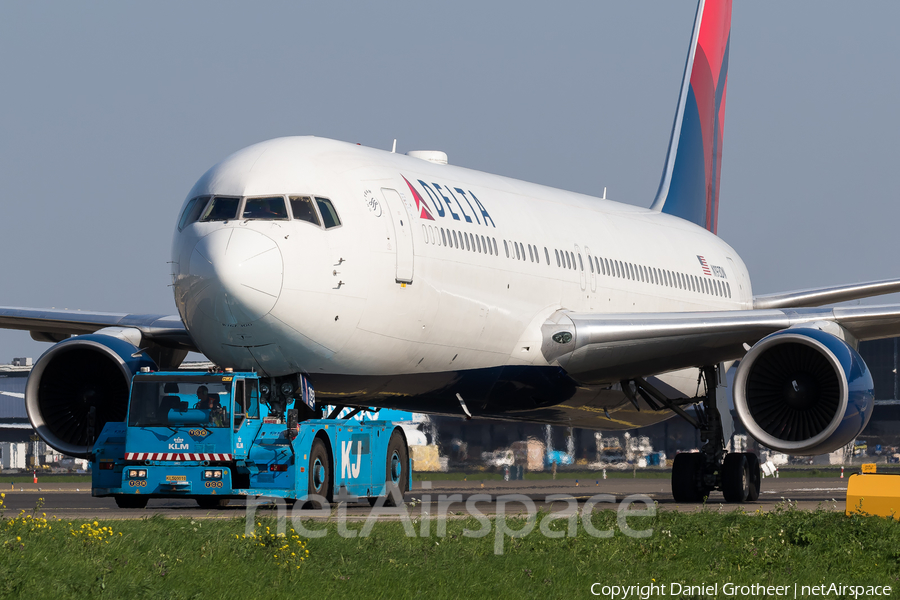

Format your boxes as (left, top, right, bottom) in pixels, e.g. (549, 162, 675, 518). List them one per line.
(25, 333, 157, 458)
(733, 327, 874, 455)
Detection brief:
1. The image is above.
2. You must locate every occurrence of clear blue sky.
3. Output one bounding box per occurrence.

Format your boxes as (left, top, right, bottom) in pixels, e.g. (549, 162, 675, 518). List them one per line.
(0, 1, 898, 362)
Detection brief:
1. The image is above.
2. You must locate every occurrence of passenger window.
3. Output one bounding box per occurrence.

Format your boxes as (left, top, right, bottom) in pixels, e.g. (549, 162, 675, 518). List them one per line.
(726, 282, 731, 297)
(528, 245, 534, 262)
(545, 248, 550, 265)
(315, 197, 342, 228)
(477, 235, 482, 253)
(515, 243, 520, 260)
(201, 196, 240, 221)
(555, 249, 560, 267)
(565, 252, 571, 269)
(441, 228, 447, 245)
(588, 256, 594, 273)
(483, 236, 489, 255)
(504, 240, 509, 257)
(178, 195, 210, 230)
(578, 254, 583, 271)
(493, 238, 498, 255)
(465, 233, 471, 251)
(243, 196, 288, 220)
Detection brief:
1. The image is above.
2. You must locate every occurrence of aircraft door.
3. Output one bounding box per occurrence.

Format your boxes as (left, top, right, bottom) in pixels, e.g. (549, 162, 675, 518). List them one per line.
(574, 245, 586, 291)
(381, 188, 414, 283)
(585, 245, 597, 292)
(726, 257, 746, 300)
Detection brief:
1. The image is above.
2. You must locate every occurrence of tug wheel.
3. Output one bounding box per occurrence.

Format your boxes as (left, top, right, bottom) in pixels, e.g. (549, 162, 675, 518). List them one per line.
(384, 429, 409, 507)
(305, 437, 333, 508)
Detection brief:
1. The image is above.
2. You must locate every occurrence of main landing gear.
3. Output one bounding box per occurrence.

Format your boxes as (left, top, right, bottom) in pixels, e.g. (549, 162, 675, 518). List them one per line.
(625, 366, 760, 503)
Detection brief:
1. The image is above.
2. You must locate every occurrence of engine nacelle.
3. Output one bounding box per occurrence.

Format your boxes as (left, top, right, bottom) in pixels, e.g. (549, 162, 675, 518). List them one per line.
(25, 334, 156, 458)
(733, 327, 874, 455)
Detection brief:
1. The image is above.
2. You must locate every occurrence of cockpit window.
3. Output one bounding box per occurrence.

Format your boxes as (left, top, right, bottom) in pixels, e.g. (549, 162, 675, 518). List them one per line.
(178, 195, 210, 230)
(315, 197, 342, 229)
(200, 196, 241, 221)
(289, 196, 321, 226)
(242, 196, 288, 220)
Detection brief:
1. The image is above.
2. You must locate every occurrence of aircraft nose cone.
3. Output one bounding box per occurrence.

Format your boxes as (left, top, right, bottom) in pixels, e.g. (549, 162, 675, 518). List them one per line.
(187, 228, 284, 325)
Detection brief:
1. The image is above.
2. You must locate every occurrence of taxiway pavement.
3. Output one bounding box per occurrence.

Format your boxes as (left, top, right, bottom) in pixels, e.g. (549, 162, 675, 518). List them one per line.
(0, 477, 849, 520)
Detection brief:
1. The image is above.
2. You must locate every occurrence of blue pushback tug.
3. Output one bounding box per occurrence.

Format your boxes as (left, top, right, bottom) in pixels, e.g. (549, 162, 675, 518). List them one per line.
(91, 369, 410, 509)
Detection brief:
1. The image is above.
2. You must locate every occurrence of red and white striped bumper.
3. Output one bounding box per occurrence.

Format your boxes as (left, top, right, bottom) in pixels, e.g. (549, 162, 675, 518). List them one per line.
(124, 453, 233, 461)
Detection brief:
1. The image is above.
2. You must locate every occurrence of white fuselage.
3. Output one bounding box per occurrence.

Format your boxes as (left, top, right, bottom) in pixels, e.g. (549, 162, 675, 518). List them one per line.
(170, 136, 750, 426)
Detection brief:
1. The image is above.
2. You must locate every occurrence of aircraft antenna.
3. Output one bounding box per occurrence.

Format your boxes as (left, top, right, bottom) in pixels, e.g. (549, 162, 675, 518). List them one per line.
(391, 139, 397, 153)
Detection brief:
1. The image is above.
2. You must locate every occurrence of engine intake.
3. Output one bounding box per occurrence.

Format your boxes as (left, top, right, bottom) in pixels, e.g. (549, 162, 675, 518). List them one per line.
(25, 334, 156, 458)
(733, 327, 873, 455)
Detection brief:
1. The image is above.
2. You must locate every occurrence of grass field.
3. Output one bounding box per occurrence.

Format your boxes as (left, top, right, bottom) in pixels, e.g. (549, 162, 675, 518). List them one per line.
(0, 494, 897, 599)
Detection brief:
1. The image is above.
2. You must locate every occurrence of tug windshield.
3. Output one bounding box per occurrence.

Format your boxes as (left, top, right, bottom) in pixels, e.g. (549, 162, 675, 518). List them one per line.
(128, 377, 233, 428)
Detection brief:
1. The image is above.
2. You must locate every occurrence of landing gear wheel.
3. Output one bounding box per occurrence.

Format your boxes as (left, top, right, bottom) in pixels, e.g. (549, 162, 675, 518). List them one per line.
(722, 453, 751, 503)
(114, 495, 148, 509)
(305, 437, 333, 509)
(384, 429, 409, 507)
(745, 452, 761, 501)
(671, 453, 709, 503)
(196, 497, 230, 509)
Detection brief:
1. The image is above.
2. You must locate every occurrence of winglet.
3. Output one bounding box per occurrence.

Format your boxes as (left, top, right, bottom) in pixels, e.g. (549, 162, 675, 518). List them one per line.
(650, 0, 732, 235)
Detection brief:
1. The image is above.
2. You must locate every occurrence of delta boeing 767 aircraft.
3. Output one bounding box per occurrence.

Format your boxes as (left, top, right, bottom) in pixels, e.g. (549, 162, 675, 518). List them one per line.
(2, 0, 899, 502)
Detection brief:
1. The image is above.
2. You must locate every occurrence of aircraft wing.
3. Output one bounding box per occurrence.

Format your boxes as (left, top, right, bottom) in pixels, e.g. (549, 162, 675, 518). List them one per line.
(542, 304, 900, 385)
(0, 307, 195, 351)
(752, 278, 900, 309)
(0, 391, 24, 399)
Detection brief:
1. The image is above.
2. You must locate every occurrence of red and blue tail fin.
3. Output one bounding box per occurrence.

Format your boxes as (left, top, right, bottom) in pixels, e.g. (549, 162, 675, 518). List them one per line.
(650, 0, 732, 235)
